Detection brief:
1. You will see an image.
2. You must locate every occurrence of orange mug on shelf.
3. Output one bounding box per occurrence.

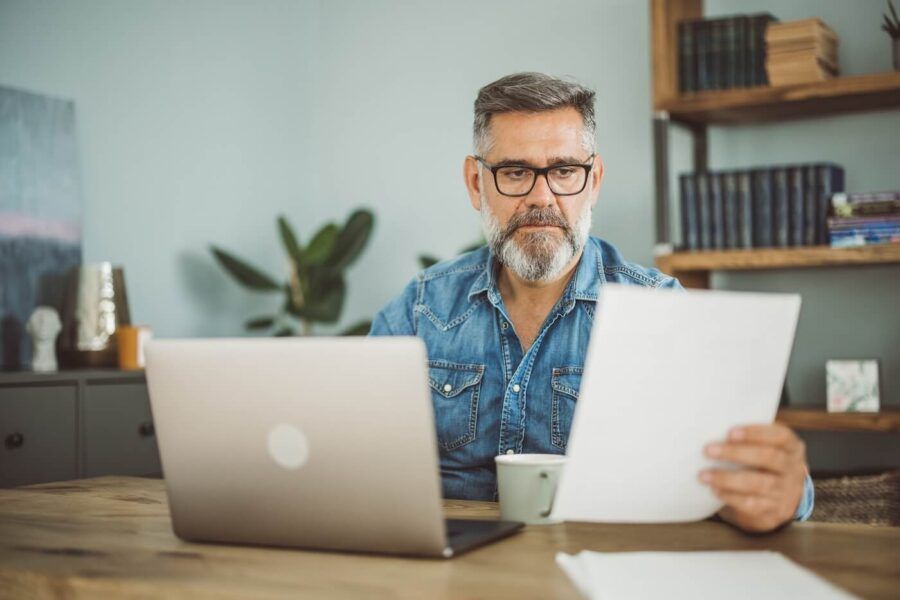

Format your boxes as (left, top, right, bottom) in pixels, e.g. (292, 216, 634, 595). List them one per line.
(116, 325, 153, 370)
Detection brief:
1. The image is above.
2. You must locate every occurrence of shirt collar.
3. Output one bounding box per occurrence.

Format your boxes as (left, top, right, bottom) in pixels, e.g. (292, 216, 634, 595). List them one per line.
(467, 238, 605, 307)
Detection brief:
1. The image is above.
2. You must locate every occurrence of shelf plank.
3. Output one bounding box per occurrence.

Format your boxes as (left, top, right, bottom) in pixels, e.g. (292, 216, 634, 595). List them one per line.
(656, 244, 900, 274)
(777, 409, 900, 433)
(657, 72, 900, 125)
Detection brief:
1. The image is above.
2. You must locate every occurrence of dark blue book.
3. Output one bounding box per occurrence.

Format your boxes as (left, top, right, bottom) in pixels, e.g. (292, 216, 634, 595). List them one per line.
(737, 170, 754, 248)
(803, 165, 818, 246)
(696, 172, 712, 249)
(709, 19, 723, 90)
(723, 171, 740, 248)
(696, 21, 711, 91)
(735, 16, 750, 87)
(710, 172, 725, 248)
(788, 166, 805, 246)
(815, 164, 845, 244)
(722, 17, 738, 89)
(753, 168, 774, 247)
(679, 173, 700, 250)
(772, 167, 790, 247)
(749, 14, 777, 86)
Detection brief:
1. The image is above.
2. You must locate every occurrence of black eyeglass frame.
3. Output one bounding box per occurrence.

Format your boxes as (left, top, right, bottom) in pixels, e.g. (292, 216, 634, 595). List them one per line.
(474, 154, 596, 197)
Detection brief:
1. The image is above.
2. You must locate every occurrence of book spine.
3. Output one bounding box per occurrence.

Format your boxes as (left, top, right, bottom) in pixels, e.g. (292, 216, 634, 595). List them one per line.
(788, 166, 805, 246)
(835, 200, 900, 217)
(736, 16, 749, 87)
(710, 19, 723, 90)
(710, 171, 725, 249)
(816, 164, 845, 244)
(803, 164, 818, 245)
(753, 168, 774, 247)
(737, 170, 754, 248)
(723, 171, 740, 248)
(772, 167, 790, 247)
(746, 17, 758, 87)
(679, 173, 699, 250)
(696, 172, 712, 249)
(753, 14, 777, 86)
(723, 17, 737, 89)
(696, 21, 710, 91)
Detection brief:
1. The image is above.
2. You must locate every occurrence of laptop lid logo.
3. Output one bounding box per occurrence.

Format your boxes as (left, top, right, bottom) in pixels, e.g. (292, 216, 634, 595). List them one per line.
(267, 423, 310, 470)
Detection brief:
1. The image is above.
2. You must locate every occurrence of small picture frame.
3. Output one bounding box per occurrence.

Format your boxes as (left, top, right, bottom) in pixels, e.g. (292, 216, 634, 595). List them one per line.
(826, 360, 880, 413)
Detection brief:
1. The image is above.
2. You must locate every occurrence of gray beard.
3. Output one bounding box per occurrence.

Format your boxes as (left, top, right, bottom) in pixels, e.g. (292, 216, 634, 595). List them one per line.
(480, 198, 592, 283)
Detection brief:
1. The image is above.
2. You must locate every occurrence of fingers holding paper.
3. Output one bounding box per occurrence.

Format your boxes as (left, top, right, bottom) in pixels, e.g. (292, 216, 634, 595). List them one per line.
(700, 423, 808, 533)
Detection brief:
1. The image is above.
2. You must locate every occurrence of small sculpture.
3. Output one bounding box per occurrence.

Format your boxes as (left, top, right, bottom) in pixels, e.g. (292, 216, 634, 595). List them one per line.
(26, 306, 62, 372)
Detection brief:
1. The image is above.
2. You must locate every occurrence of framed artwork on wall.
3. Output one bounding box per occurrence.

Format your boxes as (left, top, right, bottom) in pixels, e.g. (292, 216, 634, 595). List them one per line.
(0, 85, 83, 369)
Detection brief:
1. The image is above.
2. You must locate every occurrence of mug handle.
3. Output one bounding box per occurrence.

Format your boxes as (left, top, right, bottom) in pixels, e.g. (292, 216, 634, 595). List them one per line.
(538, 470, 557, 518)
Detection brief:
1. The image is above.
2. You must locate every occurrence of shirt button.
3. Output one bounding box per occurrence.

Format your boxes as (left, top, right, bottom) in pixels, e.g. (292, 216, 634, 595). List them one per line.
(512, 384, 521, 393)
(501, 322, 509, 330)
(506, 449, 515, 455)
(443, 384, 452, 393)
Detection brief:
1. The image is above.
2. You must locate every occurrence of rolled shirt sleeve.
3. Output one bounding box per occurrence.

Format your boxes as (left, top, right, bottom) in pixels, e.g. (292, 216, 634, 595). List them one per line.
(794, 472, 815, 521)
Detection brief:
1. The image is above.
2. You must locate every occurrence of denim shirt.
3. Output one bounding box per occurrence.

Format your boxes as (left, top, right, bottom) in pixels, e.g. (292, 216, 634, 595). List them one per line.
(370, 236, 814, 520)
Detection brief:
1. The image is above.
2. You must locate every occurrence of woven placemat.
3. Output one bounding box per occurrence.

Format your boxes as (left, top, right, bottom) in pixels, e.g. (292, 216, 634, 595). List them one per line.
(810, 470, 900, 526)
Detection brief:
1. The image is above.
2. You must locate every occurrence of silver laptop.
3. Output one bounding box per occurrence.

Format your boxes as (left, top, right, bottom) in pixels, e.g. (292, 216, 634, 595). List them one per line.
(144, 336, 522, 558)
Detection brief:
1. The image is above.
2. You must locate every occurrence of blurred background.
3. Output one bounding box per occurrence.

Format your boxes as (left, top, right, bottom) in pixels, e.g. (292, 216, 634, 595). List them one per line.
(1, 0, 897, 486)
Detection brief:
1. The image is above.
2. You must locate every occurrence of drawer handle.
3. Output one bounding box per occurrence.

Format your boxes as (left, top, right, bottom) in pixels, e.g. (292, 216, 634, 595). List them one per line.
(4, 432, 24, 450)
(138, 422, 155, 438)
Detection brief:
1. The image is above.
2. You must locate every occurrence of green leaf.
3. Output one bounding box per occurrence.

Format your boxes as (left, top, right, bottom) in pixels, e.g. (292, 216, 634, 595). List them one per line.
(341, 320, 372, 336)
(273, 327, 296, 337)
(305, 223, 339, 264)
(419, 254, 440, 269)
(278, 215, 304, 266)
(289, 276, 345, 323)
(325, 209, 374, 269)
(245, 316, 275, 330)
(210, 246, 281, 292)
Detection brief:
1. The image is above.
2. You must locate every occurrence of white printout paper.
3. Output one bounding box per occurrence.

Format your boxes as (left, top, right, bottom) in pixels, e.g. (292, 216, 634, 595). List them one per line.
(552, 285, 801, 523)
(555, 551, 856, 600)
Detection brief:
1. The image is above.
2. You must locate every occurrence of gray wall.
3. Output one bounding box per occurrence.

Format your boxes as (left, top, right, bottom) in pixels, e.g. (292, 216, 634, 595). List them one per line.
(2, 0, 897, 470)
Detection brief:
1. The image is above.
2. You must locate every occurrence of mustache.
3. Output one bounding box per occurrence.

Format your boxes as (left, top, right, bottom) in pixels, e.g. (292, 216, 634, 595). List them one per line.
(501, 208, 572, 240)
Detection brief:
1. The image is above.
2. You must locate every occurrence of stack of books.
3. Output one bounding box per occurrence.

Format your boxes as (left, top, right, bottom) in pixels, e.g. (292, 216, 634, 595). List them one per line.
(765, 18, 839, 86)
(678, 13, 777, 92)
(829, 191, 900, 248)
(679, 163, 845, 251)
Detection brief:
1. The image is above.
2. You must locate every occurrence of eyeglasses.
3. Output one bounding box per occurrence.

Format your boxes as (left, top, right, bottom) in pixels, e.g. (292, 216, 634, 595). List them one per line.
(475, 155, 595, 197)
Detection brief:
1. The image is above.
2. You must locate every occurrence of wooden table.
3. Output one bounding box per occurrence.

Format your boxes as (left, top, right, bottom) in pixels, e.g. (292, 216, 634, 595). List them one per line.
(0, 477, 897, 599)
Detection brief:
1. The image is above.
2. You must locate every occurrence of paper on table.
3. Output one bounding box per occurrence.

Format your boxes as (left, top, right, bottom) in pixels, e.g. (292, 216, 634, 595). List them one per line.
(555, 551, 856, 600)
(553, 285, 801, 523)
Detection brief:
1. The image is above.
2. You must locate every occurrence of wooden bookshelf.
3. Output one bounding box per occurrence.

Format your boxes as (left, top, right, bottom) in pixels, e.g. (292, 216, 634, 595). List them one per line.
(659, 72, 900, 125)
(655, 244, 900, 288)
(650, 1, 900, 125)
(777, 408, 900, 433)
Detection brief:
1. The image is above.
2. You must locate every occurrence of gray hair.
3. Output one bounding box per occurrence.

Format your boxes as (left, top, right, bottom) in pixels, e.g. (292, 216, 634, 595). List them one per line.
(473, 72, 596, 156)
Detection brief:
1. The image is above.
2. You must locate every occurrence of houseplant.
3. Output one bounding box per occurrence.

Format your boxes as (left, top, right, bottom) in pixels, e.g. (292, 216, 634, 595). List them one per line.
(884, 0, 900, 70)
(211, 209, 375, 336)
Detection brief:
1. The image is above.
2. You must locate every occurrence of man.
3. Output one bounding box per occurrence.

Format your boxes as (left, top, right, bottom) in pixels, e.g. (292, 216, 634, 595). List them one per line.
(370, 72, 813, 533)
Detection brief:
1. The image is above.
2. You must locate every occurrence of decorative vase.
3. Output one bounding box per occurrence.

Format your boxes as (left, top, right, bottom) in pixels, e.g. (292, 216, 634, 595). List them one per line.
(58, 263, 132, 368)
(894, 37, 900, 71)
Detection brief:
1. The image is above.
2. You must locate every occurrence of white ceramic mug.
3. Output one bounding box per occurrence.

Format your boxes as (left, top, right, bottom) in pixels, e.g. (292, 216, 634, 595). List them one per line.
(495, 453, 567, 525)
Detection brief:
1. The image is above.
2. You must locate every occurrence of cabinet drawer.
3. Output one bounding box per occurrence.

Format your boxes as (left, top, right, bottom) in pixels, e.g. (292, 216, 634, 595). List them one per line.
(83, 382, 161, 477)
(0, 385, 78, 487)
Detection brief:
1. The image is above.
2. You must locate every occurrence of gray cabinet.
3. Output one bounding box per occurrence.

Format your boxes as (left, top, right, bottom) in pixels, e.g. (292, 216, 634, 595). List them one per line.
(0, 370, 160, 487)
(83, 382, 160, 477)
(0, 384, 78, 487)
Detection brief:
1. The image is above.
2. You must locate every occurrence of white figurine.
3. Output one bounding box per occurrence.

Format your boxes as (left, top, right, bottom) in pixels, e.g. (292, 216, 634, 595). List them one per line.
(26, 306, 62, 372)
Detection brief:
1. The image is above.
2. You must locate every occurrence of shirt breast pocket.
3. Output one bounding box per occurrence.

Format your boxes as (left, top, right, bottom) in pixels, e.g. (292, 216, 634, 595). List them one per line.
(551, 366, 583, 451)
(427, 360, 485, 451)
